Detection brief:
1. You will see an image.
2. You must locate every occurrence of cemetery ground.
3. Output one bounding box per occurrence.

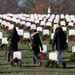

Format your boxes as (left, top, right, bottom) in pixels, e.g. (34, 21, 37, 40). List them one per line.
(0, 14, 75, 75)
(0, 38, 75, 75)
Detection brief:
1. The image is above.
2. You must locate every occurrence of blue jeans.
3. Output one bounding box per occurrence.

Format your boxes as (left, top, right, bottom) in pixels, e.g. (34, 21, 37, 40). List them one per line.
(55, 50, 63, 63)
(33, 52, 40, 64)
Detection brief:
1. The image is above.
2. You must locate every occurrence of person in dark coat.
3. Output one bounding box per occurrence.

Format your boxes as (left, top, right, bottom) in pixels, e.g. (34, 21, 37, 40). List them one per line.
(52, 25, 67, 68)
(7, 26, 20, 62)
(31, 30, 43, 65)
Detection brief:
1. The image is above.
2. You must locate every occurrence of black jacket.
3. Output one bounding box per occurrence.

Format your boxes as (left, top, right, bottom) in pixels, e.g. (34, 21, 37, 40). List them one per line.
(7, 26, 20, 51)
(52, 27, 67, 50)
(31, 32, 43, 53)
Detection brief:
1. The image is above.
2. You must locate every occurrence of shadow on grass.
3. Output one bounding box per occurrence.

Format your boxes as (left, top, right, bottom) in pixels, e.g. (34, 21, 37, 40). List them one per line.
(62, 61, 75, 69)
(66, 66, 75, 69)
(21, 64, 41, 67)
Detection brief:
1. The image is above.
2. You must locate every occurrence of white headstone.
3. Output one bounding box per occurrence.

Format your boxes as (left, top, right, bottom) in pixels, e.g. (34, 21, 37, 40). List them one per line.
(2, 37, 8, 44)
(8, 24, 14, 30)
(21, 21, 25, 25)
(18, 29, 24, 36)
(13, 51, 21, 59)
(0, 32, 3, 39)
(35, 19, 39, 23)
(31, 24, 36, 30)
(43, 29, 49, 35)
(26, 22, 31, 27)
(72, 46, 75, 52)
(68, 22, 73, 26)
(70, 15, 74, 21)
(40, 44, 47, 53)
(62, 27, 67, 31)
(37, 27, 42, 32)
(49, 52, 57, 61)
(65, 14, 71, 22)
(69, 29, 75, 35)
(53, 24, 58, 32)
(60, 14, 65, 19)
(23, 32, 30, 38)
(46, 22, 52, 26)
(40, 21, 45, 26)
(60, 21, 65, 26)
(54, 19, 59, 24)
(51, 33, 54, 39)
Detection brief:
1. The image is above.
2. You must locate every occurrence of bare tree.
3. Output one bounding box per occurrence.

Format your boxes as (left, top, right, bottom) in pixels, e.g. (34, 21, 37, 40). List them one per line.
(0, 0, 75, 14)
(30, 0, 50, 14)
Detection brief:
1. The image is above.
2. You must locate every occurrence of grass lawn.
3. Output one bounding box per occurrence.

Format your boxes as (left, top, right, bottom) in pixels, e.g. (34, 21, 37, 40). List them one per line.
(0, 44, 75, 75)
(0, 24, 75, 75)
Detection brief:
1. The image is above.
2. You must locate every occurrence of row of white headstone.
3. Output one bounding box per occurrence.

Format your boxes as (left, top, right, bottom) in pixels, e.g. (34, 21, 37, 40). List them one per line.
(1, 13, 75, 22)
(0, 14, 75, 27)
(49, 46, 75, 61)
(0, 13, 75, 61)
(0, 28, 75, 45)
(0, 14, 75, 36)
(13, 45, 75, 61)
(0, 14, 75, 42)
(0, 24, 75, 45)
(13, 44, 47, 60)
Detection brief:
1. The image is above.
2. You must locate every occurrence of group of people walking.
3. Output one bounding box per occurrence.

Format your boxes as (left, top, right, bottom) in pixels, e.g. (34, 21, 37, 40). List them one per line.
(6, 24, 67, 68)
